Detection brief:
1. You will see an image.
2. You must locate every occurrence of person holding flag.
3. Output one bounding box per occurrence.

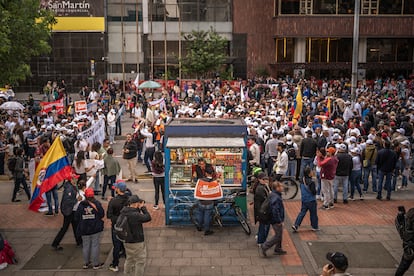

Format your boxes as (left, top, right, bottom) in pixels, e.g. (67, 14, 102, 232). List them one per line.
(29, 136, 73, 212)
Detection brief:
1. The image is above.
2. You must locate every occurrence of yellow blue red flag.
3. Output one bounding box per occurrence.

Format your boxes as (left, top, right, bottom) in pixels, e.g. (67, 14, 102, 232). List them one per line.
(293, 86, 303, 119)
(29, 136, 72, 212)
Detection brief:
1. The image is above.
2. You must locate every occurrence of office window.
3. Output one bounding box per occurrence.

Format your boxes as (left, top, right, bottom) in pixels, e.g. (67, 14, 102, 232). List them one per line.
(306, 38, 352, 63)
(379, 0, 402, 14)
(367, 39, 414, 62)
(275, 38, 294, 62)
(404, 1, 414, 14)
(280, 0, 300, 14)
(338, 0, 354, 14)
(314, 0, 336, 14)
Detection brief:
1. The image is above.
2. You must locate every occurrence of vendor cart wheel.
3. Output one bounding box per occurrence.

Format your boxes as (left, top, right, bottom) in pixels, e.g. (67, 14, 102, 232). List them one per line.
(234, 206, 251, 235)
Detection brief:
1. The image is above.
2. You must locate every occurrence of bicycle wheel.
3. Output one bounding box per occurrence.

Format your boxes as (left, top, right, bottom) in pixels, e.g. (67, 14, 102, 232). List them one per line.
(281, 177, 299, 199)
(212, 206, 223, 227)
(189, 204, 200, 227)
(234, 207, 251, 235)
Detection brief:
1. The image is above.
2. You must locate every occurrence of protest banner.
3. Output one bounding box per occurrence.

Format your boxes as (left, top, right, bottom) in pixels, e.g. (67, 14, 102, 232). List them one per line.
(77, 119, 105, 146)
(40, 99, 64, 115)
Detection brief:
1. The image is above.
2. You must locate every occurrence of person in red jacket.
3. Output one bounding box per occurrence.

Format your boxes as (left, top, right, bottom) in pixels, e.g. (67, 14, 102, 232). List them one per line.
(317, 147, 339, 210)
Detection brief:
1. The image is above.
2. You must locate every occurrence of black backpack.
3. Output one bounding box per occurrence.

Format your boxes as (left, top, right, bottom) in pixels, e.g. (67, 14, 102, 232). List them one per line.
(286, 144, 296, 161)
(7, 157, 17, 173)
(114, 209, 131, 242)
(257, 196, 272, 223)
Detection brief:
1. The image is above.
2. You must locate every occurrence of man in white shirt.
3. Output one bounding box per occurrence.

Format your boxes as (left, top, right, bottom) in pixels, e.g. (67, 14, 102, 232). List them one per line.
(107, 109, 117, 145)
(140, 126, 155, 173)
(273, 142, 288, 181)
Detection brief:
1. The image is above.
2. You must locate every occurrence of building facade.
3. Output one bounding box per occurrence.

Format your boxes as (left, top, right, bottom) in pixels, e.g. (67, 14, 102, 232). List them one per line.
(20, 0, 414, 92)
(233, 0, 414, 79)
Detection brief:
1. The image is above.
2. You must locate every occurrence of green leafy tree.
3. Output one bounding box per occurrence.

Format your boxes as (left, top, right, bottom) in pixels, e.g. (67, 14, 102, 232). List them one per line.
(0, 0, 55, 86)
(181, 27, 227, 79)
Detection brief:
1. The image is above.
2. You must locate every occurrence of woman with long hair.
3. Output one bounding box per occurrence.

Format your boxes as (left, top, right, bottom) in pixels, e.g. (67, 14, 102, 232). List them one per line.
(73, 151, 94, 182)
(151, 151, 165, 210)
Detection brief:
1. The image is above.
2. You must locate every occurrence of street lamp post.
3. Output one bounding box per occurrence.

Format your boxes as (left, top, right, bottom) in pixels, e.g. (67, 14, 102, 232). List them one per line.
(351, 0, 360, 101)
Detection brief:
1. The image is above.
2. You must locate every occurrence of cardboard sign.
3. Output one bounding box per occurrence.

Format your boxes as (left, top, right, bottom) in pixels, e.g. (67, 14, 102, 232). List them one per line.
(75, 100, 87, 113)
(194, 179, 223, 200)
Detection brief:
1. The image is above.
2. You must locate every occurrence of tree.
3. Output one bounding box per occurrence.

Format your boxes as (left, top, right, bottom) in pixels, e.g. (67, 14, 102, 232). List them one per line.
(0, 0, 55, 86)
(181, 27, 227, 79)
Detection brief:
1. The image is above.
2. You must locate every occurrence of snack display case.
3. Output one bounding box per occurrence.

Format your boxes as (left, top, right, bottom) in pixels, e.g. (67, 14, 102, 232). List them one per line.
(164, 118, 248, 225)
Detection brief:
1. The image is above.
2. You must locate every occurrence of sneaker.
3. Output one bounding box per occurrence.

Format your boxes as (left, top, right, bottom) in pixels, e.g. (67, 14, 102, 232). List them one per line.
(254, 235, 258, 241)
(83, 263, 91, 269)
(204, 230, 214, 236)
(349, 196, 354, 201)
(321, 205, 329, 210)
(273, 249, 287, 255)
(397, 186, 402, 190)
(258, 244, 267, 257)
(343, 200, 348, 204)
(153, 205, 159, 210)
(312, 228, 320, 231)
(44, 212, 54, 216)
(360, 194, 364, 200)
(109, 264, 119, 272)
(52, 245, 63, 251)
(291, 225, 298, 232)
(93, 263, 104, 270)
(316, 195, 320, 200)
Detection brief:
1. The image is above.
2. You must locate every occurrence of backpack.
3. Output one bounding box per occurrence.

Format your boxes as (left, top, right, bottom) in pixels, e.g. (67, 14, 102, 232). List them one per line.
(7, 157, 16, 174)
(286, 144, 296, 161)
(257, 196, 272, 223)
(114, 210, 131, 242)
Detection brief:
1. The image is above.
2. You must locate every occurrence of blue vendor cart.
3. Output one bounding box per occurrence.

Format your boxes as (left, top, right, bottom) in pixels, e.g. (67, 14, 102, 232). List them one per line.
(164, 118, 249, 226)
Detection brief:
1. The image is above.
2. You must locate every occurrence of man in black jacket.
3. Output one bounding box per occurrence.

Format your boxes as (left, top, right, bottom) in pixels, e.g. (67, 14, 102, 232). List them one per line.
(123, 133, 139, 183)
(121, 195, 151, 276)
(299, 130, 317, 178)
(107, 181, 130, 272)
(376, 140, 398, 200)
(333, 144, 353, 204)
(51, 176, 82, 250)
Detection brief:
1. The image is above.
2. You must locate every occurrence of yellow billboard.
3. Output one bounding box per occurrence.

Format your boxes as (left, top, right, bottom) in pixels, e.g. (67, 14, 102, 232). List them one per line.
(40, 0, 105, 32)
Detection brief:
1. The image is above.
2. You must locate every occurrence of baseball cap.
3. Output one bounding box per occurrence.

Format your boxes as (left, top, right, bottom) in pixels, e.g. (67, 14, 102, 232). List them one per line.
(327, 147, 336, 155)
(257, 172, 269, 180)
(396, 128, 405, 135)
(338, 143, 347, 151)
(326, 252, 348, 271)
(113, 181, 127, 192)
(366, 139, 373, 145)
(128, 195, 144, 204)
(84, 188, 94, 198)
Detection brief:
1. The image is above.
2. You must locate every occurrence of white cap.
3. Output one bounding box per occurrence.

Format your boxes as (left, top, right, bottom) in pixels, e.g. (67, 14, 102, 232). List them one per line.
(98, 108, 103, 112)
(286, 134, 293, 141)
(350, 136, 357, 143)
(110, 109, 115, 113)
(338, 143, 347, 151)
(366, 139, 373, 145)
(396, 128, 405, 135)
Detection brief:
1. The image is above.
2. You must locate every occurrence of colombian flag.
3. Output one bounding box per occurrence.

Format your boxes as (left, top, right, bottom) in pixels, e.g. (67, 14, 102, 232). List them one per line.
(29, 136, 73, 212)
(293, 86, 303, 120)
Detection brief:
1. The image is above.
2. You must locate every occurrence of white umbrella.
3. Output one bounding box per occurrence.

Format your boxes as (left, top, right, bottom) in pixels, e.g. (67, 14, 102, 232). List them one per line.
(138, 80, 162, 89)
(0, 101, 25, 111)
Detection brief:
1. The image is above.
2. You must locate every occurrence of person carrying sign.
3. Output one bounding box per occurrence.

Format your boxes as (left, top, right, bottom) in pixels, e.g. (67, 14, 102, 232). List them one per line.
(193, 166, 222, 236)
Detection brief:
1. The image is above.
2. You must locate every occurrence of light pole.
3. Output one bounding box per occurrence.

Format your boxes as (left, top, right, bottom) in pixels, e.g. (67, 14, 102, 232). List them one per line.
(351, 0, 360, 101)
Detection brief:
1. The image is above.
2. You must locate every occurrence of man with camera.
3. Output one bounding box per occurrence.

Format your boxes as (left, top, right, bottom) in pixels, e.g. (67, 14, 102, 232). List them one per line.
(321, 251, 351, 276)
(395, 206, 414, 276)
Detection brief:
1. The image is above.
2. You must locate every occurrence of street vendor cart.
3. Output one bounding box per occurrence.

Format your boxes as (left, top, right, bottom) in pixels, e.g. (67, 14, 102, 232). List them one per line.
(164, 118, 249, 226)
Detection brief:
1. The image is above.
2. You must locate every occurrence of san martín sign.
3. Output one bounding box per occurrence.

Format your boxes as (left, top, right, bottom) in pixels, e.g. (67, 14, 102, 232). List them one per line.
(41, 0, 104, 31)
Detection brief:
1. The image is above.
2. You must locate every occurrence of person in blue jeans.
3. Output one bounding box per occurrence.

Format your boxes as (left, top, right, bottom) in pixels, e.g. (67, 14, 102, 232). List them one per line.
(253, 172, 271, 245)
(292, 166, 319, 232)
(376, 140, 398, 200)
(45, 185, 59, 216)
(349, 148, 364, 200)
(195, 166, 220, 236)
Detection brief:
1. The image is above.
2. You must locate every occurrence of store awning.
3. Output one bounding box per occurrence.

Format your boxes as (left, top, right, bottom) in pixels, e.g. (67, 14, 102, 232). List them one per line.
(166, 137, 245, 148)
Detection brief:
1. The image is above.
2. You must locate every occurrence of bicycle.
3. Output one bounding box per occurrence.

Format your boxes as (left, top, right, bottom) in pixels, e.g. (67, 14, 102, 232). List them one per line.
(190, 190, 251, 235)
(279, 175, 299, 199)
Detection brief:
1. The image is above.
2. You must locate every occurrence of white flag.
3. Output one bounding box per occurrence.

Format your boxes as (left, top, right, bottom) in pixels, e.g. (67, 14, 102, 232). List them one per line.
(133, 74, 139, 87)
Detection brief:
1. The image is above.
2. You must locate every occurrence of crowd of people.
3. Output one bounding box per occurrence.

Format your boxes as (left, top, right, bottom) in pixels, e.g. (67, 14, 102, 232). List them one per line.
(1, 73, 413, 275)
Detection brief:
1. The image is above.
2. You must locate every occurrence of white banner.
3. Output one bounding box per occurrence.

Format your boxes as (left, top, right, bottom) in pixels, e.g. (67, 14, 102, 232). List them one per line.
(77, 119, 106, 146)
